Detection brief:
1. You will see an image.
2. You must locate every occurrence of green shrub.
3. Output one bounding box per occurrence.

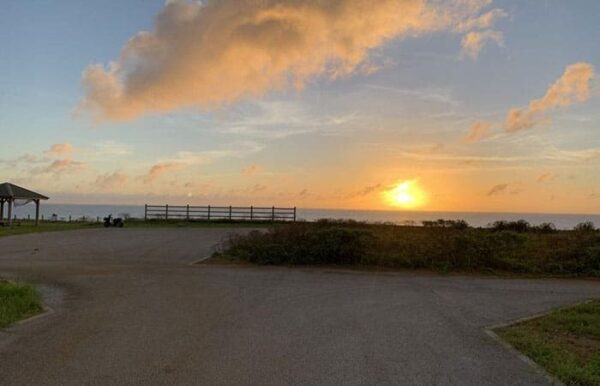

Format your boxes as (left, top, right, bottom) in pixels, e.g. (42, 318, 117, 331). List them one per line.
(222, 225, 374, 265)
(422, 219, 469, 230)
(532, 222, 557, 233)
(491, 220, 531, 232)
(218, 222, 600, 276)
(574, 221, 596, 232)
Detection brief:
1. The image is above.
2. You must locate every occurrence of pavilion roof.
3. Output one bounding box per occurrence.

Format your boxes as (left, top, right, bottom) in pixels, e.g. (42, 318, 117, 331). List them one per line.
(0, 183, 49, 200)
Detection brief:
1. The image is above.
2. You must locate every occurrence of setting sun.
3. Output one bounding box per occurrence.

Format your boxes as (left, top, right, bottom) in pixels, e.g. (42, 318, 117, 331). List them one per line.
(384, 180, 427, 209)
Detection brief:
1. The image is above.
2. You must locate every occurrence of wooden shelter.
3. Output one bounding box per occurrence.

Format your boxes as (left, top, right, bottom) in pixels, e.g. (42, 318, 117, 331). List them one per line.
(0, 183, 49, 226)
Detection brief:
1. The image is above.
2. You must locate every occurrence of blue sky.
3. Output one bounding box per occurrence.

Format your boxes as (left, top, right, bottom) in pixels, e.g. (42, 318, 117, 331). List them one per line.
(1, 0, 599, 213)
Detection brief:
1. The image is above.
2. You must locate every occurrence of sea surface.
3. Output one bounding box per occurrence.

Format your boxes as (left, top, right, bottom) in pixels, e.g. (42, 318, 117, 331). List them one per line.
(7, 204, 600, 230)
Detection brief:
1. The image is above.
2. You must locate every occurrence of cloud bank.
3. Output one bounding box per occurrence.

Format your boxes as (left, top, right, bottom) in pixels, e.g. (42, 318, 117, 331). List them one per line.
(79, 0, 504, 121)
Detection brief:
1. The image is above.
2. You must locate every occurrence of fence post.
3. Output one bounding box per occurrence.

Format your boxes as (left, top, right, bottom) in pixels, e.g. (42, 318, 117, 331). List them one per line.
(250, 206, 253, 221)
(271, 206, 275, 222)
(229, 205, 232, 221)
(166, 204, 169, 221)
(293, 207, 296, 222)
(186, 205, 190, 221)
(144, 204, 148, 221)
(208, 205, 211, 221)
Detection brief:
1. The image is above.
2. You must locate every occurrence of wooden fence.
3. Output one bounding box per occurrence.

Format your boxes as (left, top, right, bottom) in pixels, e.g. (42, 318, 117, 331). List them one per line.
(144, 205, 296, 222)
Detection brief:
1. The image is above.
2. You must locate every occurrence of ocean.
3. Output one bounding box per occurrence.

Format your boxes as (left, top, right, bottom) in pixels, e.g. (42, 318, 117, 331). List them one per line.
(7, 203, 599, 230)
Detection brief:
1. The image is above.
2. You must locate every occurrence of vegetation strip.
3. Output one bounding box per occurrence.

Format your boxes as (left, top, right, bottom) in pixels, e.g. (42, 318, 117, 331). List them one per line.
(0, 280, 43, 329)
(494, 300, 600, 386)
(0, 222, 101, 238)
(215, 219, 600, 277)
(0, 219, 275, 238)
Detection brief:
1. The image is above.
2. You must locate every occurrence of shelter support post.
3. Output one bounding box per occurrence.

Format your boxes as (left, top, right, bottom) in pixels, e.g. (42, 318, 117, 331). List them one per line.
(0, 199, 4, 221)
(35, 199, 40, 226)
(7, 199, 12, 226)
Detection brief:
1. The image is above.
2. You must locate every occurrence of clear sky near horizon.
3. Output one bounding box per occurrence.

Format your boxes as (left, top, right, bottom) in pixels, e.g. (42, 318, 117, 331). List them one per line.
(1, 0, 599, 213)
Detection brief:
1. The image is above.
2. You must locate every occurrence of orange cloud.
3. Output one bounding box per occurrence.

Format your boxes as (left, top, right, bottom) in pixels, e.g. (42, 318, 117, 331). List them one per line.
(487, 183, 508, 196)
(43, 159, 86, 174)
(241, 164, 263, 176)
(96, 172, 129, 190)
(537, 173, 557, 183)
(465, 121, 493, 142)
(78, 0, 502, 121)
(47, 143, 73, 155)
(505, 62, 595, 132)
(460, 29, 503, 59)
(143, 162, 183, 184)
(456, 8, 507, 32)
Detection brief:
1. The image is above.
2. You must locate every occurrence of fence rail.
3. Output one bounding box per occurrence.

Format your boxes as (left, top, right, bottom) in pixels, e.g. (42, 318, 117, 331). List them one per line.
(144, 204, 296, 222)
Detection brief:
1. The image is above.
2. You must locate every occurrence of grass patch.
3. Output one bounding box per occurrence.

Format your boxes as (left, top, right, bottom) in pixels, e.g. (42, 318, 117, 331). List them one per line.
(0, 218, 272, 238)
(495, 300, 600, 386)
(215, 220, 600, 276)
(0, 280, 43, 329)
(0, 221, 101, 238)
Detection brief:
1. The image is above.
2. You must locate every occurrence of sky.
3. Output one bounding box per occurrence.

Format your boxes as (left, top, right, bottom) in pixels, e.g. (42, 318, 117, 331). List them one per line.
(1, 0, 599, 214)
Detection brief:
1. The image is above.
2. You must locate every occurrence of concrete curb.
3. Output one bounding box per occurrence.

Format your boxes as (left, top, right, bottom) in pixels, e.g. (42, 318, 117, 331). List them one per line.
(484, 299, 595, 386)
(188, 256, 212, 266)
(16, 305, 55, 326)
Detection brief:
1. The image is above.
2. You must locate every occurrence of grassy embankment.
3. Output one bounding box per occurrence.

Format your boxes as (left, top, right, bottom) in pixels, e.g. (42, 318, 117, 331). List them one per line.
(0, 280, 43, 328)
(214, 219, 600, 277)
(496, 300, 600, 386)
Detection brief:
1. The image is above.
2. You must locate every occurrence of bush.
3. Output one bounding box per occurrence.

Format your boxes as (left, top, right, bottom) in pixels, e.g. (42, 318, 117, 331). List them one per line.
(222, 224, 374, 265)
(217, 221, 600, 276)
(532, 222, 557, 233)
(422, 219, 469, 230)
(574, 222, 596, 232)
(491, 220, 530, 233)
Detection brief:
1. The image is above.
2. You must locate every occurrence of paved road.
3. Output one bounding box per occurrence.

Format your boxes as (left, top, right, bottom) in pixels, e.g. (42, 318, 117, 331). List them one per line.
(0, 229, 599, 385)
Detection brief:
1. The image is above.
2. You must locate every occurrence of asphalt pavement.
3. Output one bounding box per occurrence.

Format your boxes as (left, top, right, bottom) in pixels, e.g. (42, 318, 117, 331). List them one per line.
(0, 228, 599, 385)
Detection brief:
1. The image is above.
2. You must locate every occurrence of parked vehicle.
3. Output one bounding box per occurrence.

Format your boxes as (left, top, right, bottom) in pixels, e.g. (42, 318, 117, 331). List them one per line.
(103, 215, 124, 228)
